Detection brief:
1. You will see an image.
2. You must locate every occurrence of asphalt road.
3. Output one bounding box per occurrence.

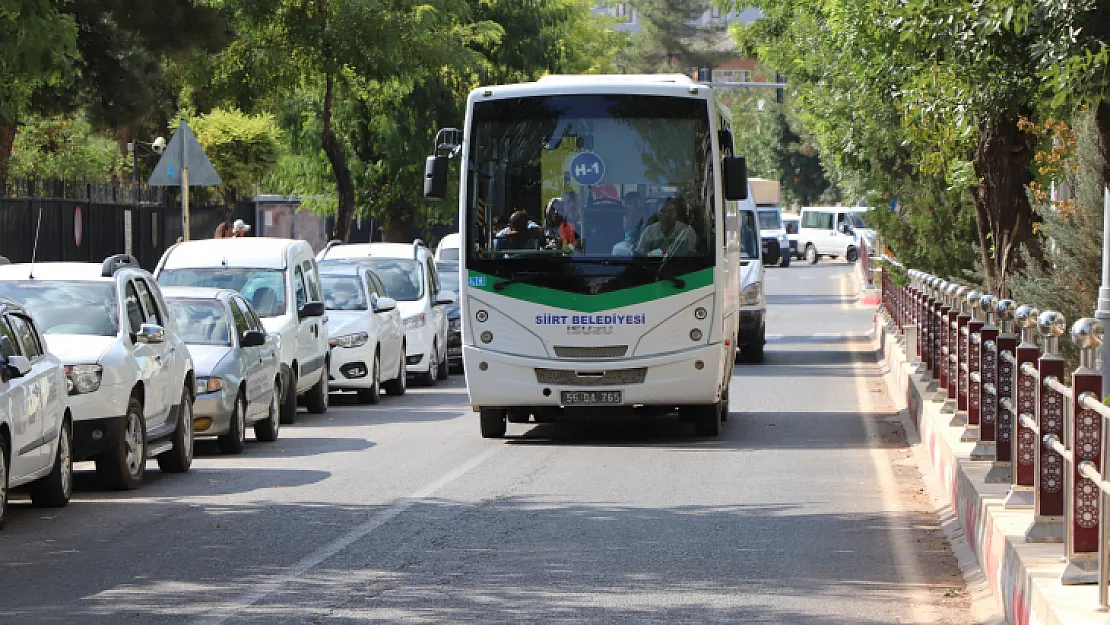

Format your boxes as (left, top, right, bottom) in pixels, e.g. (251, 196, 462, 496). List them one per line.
(0, 261, 969, 624)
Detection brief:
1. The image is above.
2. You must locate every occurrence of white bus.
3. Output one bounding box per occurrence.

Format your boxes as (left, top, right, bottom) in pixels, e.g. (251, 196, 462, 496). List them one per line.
(424, 74, 751, 438)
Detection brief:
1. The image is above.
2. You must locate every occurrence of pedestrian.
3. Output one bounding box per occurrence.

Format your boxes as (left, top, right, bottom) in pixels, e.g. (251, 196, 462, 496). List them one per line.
(232, 219, 252, 237)
(213, 221, 232, 238)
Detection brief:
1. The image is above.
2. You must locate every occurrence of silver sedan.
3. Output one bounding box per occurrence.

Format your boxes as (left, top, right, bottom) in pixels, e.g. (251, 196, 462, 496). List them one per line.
(163, 287, 281, 453)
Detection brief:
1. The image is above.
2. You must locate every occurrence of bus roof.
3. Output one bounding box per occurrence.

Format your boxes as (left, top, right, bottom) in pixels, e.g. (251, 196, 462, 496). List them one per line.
(470, 74, 712, 102)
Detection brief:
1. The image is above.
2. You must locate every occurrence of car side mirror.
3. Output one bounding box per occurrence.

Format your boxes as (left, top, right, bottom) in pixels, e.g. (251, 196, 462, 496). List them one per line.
(240, 329, 266, 347)
(723, 156, 749, 201)
(0, 353, 30, 382)
(435, 290, 457, 306)
(840, 223, 854, 235)
(299, 301, 326, 319)
(373, 296, 397, 313)
(135, 323, 165, 344)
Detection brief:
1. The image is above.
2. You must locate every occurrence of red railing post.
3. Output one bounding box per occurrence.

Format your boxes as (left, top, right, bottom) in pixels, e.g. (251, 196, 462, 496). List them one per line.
(1005, 305, 1041, 509)
(1026, 311, 1067, 543)
(938, 283, 956, 399)
(964, 290, 985, 442)
(945, 285, 964, 407)
(1061, 318, 1105, 584)
(973, 294, 998, 461)
(987, 299, 1018, 483)
(955, 288, 973, 429)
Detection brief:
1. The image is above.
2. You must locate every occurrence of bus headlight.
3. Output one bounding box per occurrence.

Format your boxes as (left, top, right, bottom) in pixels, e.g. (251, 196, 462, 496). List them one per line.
(740, 282, 762, 306)
(694, 307, 708, 320)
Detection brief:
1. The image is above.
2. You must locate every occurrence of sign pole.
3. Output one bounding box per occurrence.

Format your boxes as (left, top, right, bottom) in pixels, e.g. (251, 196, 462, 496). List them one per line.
(182, 135, 190, 241)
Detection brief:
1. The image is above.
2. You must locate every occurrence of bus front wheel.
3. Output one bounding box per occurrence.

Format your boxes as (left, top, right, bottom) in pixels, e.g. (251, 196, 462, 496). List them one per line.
(480, 409, 507, 438)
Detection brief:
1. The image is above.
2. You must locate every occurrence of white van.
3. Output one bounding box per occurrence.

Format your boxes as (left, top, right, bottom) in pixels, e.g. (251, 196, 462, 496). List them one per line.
(738, 205, 766, 362)
(797, 206, 868, 264)
(156, 238, 330, 424)
(434, 233, 461, 263)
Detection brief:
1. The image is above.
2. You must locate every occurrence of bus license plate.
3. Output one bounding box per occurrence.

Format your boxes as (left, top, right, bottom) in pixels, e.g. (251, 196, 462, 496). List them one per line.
(561, 390, 622, 405)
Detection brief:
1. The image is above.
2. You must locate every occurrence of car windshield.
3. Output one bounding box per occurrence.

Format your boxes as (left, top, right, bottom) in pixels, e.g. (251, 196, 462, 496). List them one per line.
(321, 275, 367, 311)
(758, 210, 782, 230)
(465, 94, 714, 294)
(740, 211, 760, 260)
(0, 281, 118, 336)
(158, 268, 287, 317)
(436, 264, 460, 294)
(166, 299, 231, 346)
(365, 259, 424, 302)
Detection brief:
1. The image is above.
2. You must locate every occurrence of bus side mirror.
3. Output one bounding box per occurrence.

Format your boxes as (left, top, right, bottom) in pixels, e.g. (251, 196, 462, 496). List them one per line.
(424, 155, 449, 201)
(723, 156, 748, 201)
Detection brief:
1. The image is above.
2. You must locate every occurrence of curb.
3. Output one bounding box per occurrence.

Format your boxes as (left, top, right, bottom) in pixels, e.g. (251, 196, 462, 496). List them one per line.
(874, 313, 1110, 625)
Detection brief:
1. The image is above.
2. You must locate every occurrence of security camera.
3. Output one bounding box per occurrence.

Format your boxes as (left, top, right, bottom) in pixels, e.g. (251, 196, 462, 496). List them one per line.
(152, 137, 167, 154)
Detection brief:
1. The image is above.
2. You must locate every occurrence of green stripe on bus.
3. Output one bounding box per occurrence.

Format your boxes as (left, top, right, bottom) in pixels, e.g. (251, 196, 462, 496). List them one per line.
(466, 267, 714, 313)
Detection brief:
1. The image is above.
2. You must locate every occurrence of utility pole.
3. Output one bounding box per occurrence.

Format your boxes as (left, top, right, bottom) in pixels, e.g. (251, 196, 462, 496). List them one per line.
(1096, 186, 1110, 399)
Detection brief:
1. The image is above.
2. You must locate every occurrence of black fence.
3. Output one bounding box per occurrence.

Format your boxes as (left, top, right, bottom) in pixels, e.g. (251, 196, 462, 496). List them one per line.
(1, 178, 252, 271)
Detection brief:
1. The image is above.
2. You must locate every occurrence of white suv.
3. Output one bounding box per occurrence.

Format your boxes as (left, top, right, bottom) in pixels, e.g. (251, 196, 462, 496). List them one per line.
(0, 298, 73, 528)
(156, 238, 331, 424)
(0, 256, 196, 490)
(319, 242, 456, 386)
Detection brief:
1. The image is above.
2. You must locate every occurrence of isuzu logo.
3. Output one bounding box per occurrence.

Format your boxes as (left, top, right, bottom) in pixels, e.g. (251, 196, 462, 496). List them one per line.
(567, 325, 614, 335)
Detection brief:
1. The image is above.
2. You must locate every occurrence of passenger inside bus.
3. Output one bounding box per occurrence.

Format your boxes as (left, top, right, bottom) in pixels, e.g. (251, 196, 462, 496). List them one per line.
(493, 211, 543, 251)
(636, 198, 695, 257)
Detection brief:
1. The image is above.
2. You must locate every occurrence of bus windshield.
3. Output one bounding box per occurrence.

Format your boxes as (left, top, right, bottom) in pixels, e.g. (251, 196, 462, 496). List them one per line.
(466, 94, 715, 293)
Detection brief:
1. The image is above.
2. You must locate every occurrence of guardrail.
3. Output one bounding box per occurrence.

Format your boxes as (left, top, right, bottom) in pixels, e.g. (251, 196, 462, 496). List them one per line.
(881, 267, 1110, 609)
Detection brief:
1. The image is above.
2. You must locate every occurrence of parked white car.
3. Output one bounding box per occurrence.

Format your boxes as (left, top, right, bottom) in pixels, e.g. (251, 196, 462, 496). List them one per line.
(434, 233, 461, 263)
(318, 262, 407, 403)
(156, 238, 330, 424)
(738, 204, 767, 363)
(0, 256, 196, 490)
(798, 206, 869, 264)
(0, 297, 73, 528)
(319, 242, 456, 386)
(163, 287, 282, 453)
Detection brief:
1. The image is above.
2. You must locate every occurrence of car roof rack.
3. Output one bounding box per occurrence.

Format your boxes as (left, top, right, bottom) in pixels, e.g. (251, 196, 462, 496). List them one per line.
(102, 254, 140, 277)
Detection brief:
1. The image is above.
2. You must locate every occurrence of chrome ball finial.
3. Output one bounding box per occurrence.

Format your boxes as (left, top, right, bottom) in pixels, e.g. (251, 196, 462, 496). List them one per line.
(996, 299, 1016, 322)
(1037, 311, 1067, 338)
(967, 290, 983, 310)
(980, 294, 996, 314)
(1070, 318, 1105, 350)
(1015, 305, 1040, 328)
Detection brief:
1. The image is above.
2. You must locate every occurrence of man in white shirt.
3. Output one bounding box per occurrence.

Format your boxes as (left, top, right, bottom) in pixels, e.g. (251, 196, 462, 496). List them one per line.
(635, 198, 695, 257)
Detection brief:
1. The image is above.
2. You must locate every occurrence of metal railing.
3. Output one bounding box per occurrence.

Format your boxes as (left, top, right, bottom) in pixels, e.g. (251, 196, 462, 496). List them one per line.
(881, 267, 1110, 609)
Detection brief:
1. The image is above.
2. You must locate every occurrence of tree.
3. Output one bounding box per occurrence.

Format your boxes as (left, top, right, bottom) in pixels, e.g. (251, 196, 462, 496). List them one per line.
(182, 108, 283, 216)
(0, 0, 77, 180)
(8, 114, 120, 182)
(622, 0, 725, 72)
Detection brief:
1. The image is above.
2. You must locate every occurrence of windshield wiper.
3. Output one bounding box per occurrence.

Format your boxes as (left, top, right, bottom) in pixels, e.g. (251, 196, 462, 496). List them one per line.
(492, 272, 547, 292)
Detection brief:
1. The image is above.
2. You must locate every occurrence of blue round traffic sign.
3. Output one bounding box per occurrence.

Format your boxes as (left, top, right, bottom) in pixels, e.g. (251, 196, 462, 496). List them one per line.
(569, 152, 605, 185)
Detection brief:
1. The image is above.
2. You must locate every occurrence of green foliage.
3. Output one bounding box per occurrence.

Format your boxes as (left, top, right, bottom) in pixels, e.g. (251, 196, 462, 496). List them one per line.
(179, 108, 283, 205)
(9, 114, 120, 181)
(0, 0, 77, 123)
(622, 0, 727, 72)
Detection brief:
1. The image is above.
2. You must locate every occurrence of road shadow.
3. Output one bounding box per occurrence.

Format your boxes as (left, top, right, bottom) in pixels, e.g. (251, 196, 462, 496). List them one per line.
(0, 496, 963, 625)
(193, 436, 375, 459)
(767, 293, 856, 306)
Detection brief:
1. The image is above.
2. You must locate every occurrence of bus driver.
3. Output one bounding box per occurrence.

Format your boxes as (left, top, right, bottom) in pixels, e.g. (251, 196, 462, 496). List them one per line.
(635, 198, 695, 257)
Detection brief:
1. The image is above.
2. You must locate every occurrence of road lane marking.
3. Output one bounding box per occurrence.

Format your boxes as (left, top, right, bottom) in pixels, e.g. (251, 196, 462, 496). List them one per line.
(194, 444, 502, 625)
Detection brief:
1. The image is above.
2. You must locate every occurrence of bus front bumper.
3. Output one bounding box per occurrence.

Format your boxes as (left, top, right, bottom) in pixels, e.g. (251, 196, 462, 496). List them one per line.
(462, 344, 726, 408)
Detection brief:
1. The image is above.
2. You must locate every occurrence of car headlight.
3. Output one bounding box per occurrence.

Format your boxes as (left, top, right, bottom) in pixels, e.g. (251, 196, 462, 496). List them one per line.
(329, 332, 369, 349)
(779, 234, 789, 244)
(196, 377, 223, 395)
(740, 282, 763, 306)
(65, 364, 103, 395)
(404, 313, 427, 330)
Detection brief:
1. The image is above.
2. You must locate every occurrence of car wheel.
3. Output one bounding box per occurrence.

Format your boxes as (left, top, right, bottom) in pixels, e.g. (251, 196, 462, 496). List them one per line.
(719, 388, 730, 423)
(280, 371, 297, 424)
(806, 244, 818, 264)
(691, 404, 720, 437)
(96, 397, 146, 490)
(29, 419, 73, 507)
(358, 352, 381, 404)
(846, 246, 859, 263)
(0, 436, 9, 529)
(779, 252, 791, 268)
(480, 408, 507, 438)
(742, 331, 766, 363)
(254, 378, 281, 442)
(418, 345, 438, 387)
(383, 345, 408, 396)
(157, 386, 194, 473)
(305, 366, 329, 414)
(219, 393, 247, 454)
(436, 343, 450, 380)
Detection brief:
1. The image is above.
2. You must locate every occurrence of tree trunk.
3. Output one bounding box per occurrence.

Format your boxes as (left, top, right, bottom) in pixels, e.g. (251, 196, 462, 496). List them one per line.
(972, 112, 1040, 297)
(321, 72, 356, 243)
(0, 120, 18, 184)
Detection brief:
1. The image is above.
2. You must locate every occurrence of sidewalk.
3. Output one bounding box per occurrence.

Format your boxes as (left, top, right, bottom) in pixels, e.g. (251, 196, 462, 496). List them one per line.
(873, 310, 1110, 625)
